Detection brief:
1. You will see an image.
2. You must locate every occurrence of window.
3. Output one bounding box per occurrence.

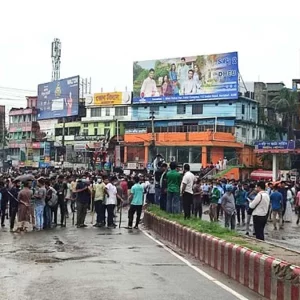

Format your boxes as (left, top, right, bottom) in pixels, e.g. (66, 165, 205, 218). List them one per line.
(151, 105, 159, 116)
(104, 122, 110, 127)
(104, 128, 110, 136)
(252, 129, 255, 139)
(91, 107, 101, 117)
(192, 104, 203, 115)
(105, 108, 110, 116)
(93, 122, 98, 127)
(242, 128, 246, 137)
(242, 104, 245, 115)
(94, 128, 98, 135)
(115, 106, 128, 116)
(82, 129, 88, 136)
(177, 105, 186, 114)
(83, 123, 88, 128)
(259, 130, 262, 140)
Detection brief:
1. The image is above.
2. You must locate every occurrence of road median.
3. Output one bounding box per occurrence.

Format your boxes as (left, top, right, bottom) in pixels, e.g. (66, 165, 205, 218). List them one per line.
(144, 206, 300, 300)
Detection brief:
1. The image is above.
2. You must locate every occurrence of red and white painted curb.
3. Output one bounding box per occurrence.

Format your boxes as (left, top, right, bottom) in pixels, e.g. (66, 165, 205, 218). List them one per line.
(144, 212, 300, 300)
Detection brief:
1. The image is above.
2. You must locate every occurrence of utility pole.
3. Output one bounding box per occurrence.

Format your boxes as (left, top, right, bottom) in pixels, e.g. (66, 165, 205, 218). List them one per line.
(149, 110, 156, 159)
(51, 38, 64, 162)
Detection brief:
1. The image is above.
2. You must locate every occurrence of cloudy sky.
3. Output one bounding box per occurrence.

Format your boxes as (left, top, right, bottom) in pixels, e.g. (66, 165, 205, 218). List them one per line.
(1, 0, 300, 111)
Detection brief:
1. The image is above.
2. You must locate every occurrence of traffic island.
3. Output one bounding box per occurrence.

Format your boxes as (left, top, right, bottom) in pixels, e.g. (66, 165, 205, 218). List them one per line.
(144, 207, 300, 300)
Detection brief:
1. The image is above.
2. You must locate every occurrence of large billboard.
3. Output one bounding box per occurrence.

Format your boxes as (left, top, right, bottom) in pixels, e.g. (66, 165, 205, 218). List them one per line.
(37, 76, 79, 120)
(92, 92, 131, 106)
(133, 52, 238, 104)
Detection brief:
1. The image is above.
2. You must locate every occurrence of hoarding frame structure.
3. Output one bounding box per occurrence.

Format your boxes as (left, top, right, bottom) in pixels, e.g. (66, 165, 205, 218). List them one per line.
(37, 75, 80, 120)
(133, 52, 238, 104)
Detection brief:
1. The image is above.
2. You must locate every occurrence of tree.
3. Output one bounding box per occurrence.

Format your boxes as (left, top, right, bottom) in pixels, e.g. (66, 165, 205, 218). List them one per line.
(133, 62, 144, 82)
(271, 88, 299, 140)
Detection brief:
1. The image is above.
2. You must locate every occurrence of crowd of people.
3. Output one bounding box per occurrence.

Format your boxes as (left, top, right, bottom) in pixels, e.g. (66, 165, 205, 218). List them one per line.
(0, 163, 298, 242)
(153, 161, 299, 241)
(0, 171, 146, 233)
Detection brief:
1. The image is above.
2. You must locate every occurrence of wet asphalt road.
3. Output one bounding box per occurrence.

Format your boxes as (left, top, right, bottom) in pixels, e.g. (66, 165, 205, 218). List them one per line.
(0, 212, 263, 300)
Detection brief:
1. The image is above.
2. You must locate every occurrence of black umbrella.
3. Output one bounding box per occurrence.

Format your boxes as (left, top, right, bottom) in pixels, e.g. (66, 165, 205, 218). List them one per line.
(15, 174, 35, 182)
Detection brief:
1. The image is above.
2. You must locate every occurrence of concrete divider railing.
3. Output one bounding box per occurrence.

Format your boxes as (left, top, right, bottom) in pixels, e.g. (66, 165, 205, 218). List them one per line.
(144, 211, 300, 300)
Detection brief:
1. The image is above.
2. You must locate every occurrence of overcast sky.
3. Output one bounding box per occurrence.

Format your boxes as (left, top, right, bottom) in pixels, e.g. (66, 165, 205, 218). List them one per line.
(1, 0, 300, 105)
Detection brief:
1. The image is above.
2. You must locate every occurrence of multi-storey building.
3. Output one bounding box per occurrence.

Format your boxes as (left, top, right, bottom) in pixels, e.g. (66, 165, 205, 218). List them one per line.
(80, 92, 132, 166)
(123, 96, 265, 171)
(8, 96, 52, 167)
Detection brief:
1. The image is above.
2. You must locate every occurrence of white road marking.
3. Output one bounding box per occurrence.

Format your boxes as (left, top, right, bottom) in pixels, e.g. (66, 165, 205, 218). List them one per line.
(142, 229, 249, 300)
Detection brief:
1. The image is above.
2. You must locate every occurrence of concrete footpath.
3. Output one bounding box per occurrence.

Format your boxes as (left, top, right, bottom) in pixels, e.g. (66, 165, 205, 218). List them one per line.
(0, 213, 263, 300)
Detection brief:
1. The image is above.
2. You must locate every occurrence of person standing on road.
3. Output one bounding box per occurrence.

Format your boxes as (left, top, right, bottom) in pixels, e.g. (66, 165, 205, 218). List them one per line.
(128, 176, 144, 229)
(221, 184, 236, 230)
(235, 183, 246, 226)
(76, 177, 91, 228)
(249, 181, 270, 241)
(33, 178, 47, 231)
(105, 177, 123, 228)
(181, 164, 195, 219)
(8, 179, 21, 231)
(193, 178, 202, 219)
(209, 181, 220, 222)
(146, 177, 156, 205)
(53, 175, 67, 227)
(166, 162, 181, 214)
(159, 163, 168, 211)
(64, 176, 73, 219)
(0, 181, 9, 227)
(44, 180, 56, 229)
(270, 184, 283, 230)
(278, 182, 287, 222)
(93, 178, 106, 227)
(16, 181, 32, 233)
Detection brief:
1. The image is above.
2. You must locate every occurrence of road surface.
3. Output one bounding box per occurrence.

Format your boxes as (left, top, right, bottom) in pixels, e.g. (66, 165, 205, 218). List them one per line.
(0, 213, 263, 300)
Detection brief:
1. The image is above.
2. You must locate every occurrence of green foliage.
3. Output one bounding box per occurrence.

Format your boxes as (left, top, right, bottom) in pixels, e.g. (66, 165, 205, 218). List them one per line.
(147, 205, 265, 252)
(271, 88, 299, 139)
(133, 62, 143, 82)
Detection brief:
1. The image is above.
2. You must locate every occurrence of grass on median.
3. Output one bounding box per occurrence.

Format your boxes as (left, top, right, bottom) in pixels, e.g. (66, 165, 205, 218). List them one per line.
(147, 205, 266, 253)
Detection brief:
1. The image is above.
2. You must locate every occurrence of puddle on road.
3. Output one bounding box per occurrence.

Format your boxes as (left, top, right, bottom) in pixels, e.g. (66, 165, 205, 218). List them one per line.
(97, 232, 122, 236)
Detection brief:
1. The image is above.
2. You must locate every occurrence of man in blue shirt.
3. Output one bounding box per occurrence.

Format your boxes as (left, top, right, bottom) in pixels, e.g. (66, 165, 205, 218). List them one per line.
(270, 184, 283, 230)
(127, 177, 144, 229)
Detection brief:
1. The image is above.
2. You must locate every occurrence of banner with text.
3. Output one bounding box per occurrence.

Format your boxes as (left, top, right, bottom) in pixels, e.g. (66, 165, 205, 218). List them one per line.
(37, 76, 79, 119)
(93, 92, 131, 106)
(133, 52, 238, 104)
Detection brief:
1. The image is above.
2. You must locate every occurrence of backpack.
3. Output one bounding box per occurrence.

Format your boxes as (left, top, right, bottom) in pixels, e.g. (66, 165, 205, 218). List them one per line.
(47, 187, 58, 207)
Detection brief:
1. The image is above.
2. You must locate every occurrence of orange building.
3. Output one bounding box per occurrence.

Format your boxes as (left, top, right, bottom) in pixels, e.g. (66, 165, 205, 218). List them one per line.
(121, 97, 263, 172)
(123, 131, 257, 170)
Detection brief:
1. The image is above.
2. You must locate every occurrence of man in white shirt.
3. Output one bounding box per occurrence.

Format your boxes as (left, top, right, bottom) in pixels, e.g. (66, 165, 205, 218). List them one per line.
(105, 177, 123, 228)
(181, 164, 195, 219)
(182, 70, 196, 95)
(140, 69, 158, 97)
(223, 157, 228, 170)
(249, 181, 270, 241)
(179, 57, 189, 90)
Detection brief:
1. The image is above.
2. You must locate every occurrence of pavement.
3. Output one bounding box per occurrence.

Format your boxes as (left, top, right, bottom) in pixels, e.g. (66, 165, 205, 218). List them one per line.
(0, 211, 264, 300)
